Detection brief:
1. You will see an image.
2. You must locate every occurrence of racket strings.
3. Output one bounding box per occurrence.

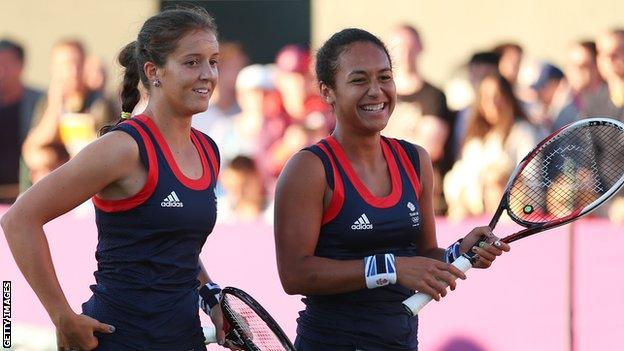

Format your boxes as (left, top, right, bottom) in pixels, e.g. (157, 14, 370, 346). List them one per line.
(223, 294, 287, 351)
(508, 123, 624, 223)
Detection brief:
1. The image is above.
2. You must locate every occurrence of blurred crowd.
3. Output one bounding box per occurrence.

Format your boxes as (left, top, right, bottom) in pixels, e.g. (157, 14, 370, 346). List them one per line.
(1, 26, 623, 223)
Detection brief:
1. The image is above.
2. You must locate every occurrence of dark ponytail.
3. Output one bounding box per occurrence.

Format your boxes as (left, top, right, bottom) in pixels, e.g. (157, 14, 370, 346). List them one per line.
(118, 41, 141, 115)
(100, 7, 218, 135)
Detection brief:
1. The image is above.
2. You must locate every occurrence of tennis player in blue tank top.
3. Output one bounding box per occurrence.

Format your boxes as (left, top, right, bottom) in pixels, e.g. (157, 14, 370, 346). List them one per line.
(274, 28, 511, 350)
(2, 9, 234, 350)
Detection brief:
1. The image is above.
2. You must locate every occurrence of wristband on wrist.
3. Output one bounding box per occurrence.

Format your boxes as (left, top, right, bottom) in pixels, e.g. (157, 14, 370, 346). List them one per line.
(364, 253, 397, 289)
(444, 239, 463, 263)
(198, 282, 221, 314)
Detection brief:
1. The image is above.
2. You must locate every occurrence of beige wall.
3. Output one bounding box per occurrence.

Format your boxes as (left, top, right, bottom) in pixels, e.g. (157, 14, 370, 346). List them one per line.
(313, 0, 624, 87)
(0, 0, 158, 92)
(3, 0, 623, 95)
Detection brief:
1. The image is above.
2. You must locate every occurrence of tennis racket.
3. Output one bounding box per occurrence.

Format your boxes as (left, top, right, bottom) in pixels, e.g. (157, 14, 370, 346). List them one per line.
(403, 117, 624, 316)
(203, 287, 295, 350)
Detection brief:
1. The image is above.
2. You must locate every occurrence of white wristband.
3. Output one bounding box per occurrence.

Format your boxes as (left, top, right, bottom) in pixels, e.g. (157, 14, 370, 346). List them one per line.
(364, 253, 397, 289)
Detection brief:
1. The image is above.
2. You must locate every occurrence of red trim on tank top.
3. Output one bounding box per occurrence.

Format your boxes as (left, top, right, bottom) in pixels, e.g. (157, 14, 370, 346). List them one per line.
(317, 143, 345, 225)
(135, 115, 210, 190)
(388, 139, 421, 199)
(325, 136, 402, 208)
(192, 129, 220, 179)
(92, 120, 159, 212)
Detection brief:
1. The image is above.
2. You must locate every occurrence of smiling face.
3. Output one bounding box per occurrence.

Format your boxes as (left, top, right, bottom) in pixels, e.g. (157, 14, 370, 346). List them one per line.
(148, 29, 219, 116)
(322, 41, 396, 134)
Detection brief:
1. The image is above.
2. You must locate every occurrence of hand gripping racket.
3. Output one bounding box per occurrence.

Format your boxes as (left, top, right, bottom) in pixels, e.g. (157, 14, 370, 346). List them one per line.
(403, 117, 624, 316)
(203, 287, 295, 350)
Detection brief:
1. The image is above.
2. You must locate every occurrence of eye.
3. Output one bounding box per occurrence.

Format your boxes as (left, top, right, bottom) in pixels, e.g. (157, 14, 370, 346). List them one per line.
(186, 60, 199, 67)
(380, 75, 393, 82)
(209, 59, 219, 67)
(350, 77, 366, 84)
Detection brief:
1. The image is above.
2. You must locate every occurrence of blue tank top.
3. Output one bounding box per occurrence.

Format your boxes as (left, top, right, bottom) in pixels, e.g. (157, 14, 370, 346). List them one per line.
(82, 115, 219, 350)
(297, 136, 423, 350)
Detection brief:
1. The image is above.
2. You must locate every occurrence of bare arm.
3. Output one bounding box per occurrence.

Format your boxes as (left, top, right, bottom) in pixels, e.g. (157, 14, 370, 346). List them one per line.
(274, 151, 365, 295)
(1, 131, 140, 348)
(274, 150, 466, 299)
(198, 259, 212, 286)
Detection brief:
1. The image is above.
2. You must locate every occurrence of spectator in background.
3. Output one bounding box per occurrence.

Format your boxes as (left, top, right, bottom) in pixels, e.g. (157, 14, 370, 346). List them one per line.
(590, 29, 624, 223)
(0, 39, 43, 202)
(566, 41, 604, 102)
(272, 44, 334, 131)
(218, 155, 268, 223)
(585, 28, 624, 121)
(493, 42, 524, 88)
(385, 24, 453, 214)
(527, 63, 566, 130)
(22, 39, 116, 184)
(192, 41, 248, 146)
(527, 42, 605, 134)
(83, 55, 107, 98)
(266, 110, 330, 184)
(222, 64, 278, 161)
(262, 45, 333, 181)
(444, 73, 542, 220)
(450, 51, 500, 157)
(548, 40, 607, 131)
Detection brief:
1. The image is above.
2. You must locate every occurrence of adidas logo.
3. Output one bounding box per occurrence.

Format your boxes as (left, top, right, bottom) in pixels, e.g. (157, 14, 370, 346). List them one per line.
(351, 213, 373, 230)
(161, 191, 184, 208)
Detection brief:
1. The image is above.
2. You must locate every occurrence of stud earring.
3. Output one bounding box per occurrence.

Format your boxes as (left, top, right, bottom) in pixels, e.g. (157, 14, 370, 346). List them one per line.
(153, 79, 161, 87)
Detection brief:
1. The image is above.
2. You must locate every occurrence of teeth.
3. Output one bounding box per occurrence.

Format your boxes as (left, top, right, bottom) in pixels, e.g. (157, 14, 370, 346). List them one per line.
(361, 103, 384, 112)
(194, 89, 208, 94)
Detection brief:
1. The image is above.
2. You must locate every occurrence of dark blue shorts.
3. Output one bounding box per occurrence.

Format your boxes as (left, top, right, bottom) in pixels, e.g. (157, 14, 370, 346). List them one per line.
(295, 335, 356, 351)
(82, 294, 207, 350)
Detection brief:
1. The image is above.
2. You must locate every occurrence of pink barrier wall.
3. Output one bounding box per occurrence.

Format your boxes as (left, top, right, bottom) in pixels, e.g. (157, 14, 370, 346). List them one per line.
(1, 204, 622, 350)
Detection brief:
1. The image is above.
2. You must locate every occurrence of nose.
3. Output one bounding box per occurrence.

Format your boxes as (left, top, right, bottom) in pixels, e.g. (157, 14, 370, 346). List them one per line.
(200, 61, 218, 83)
(367, 81, 381, 97)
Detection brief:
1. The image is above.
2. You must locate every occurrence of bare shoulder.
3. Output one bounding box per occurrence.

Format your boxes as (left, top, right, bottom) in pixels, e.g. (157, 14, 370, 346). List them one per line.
(93, 130, 140, 160)
(410, 144, 431, 162)
(279, 150, 325, 186)
(276, 150, 326, 191)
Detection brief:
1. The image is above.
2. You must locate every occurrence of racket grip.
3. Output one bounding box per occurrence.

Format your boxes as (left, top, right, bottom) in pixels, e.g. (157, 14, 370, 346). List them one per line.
(402, 255, 474, 316)
(203, 325, 217, 345)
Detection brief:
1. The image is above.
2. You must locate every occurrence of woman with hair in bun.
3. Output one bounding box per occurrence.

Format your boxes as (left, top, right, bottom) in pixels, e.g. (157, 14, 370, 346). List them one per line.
(2, 8, 232, 350)
(274, 28, 510, 350)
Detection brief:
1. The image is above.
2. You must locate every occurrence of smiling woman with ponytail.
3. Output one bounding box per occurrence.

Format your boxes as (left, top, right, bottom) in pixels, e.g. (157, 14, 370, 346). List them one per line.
(2, 7, 232, 350)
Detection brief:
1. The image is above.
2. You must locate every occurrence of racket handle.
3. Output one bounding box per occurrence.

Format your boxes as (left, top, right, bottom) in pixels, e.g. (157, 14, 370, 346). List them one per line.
(402, 255, 474, 316)
(203, 325, 217, 345)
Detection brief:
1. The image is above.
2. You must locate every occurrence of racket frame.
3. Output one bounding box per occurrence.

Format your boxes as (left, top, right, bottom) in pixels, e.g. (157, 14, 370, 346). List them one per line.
(220, 286, 295, 351)
(494, 118, 624, 244)
(403, 117, 624, 315)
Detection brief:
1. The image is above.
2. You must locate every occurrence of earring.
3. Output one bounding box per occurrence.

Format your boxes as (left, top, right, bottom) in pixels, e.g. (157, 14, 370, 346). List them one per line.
(153, 79, 161, 87)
